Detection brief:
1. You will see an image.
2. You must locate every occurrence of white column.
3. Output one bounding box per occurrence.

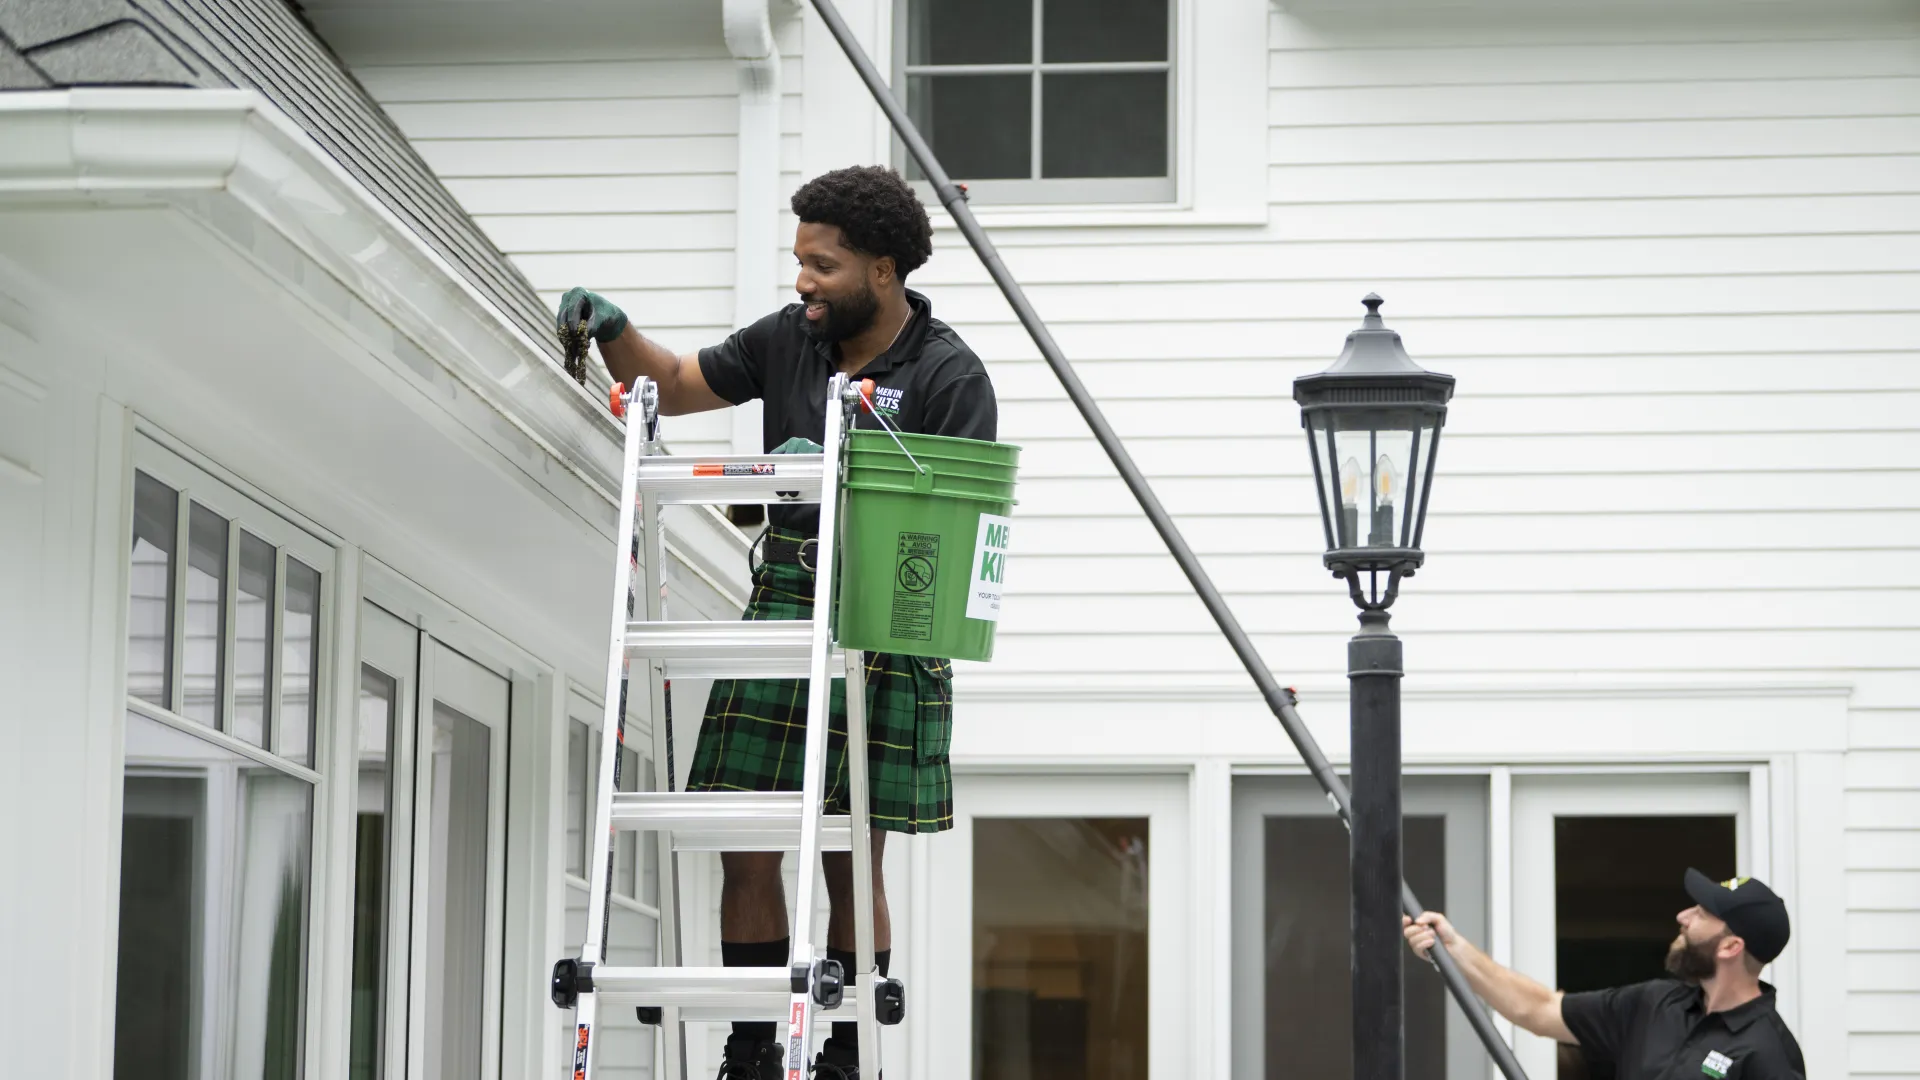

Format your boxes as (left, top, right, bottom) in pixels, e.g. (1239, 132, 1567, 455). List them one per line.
(724, 0, 781, 455)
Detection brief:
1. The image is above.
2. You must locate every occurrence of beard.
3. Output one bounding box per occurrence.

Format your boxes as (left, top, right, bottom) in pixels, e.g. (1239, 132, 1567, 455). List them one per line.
(802, 282, 881, 344)
(1664, 932, 1723, 982)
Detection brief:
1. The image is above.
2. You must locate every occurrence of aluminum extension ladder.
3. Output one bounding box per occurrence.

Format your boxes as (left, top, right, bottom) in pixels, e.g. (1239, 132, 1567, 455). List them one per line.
(550, 372, 903, 1080)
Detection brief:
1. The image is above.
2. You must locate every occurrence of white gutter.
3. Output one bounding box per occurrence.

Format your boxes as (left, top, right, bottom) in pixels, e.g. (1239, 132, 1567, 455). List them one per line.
(723, 0, 782, 455)
(0, 88, 751, 591)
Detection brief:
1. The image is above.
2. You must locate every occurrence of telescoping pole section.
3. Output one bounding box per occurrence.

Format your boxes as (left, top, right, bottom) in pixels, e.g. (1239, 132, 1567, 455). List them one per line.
(803, 3, 1532, 1077)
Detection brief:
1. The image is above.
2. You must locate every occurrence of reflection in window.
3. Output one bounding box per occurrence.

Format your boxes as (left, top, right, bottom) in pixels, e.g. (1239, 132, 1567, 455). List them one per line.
(974, 818, 1149, 1080)
(115, 711, 311, 1080)
(182, 504, 228, 727)
(281, 560, 321, 764)
(426, 704, 491, 1080)
(233, 533, 277, 748)
(1261, 816, 1446, 1080)
(567, 720, 590, 879)
(128, 472, 178, 706)
(351, 666, 398, 1080)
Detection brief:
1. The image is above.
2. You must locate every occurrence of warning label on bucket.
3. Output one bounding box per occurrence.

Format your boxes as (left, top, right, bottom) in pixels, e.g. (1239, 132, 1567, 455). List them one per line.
(891, 532, 940, 641)
(967, 515, 1012, 622)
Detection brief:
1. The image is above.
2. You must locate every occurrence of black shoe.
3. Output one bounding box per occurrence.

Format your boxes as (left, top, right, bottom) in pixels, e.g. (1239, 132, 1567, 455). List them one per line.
(717, 1034, 783, 1080)
(811, 1037, 875, 1079)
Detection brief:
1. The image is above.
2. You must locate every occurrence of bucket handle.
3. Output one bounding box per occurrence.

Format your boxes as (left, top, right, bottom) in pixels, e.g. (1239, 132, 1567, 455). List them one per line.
(857, 378, 932, 480)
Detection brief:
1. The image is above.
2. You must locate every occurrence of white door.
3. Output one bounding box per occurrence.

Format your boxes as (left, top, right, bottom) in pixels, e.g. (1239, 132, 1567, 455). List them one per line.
(357, 601, 511, 1080)
(1511, 773, 1752, 1080)
(922, 773, 1190, 1080)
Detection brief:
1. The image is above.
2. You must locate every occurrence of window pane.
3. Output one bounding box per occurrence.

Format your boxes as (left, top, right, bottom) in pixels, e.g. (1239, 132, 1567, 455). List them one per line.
(426, 703, 491, 1080)
(1041, 72, 1167, 179)
(233, 533, 276, 748)
(974, 818, 1148, 1079)
(281, 559, 321, 764)
(1260, 816, 1446, 1080)
(908, 74, 1031, 181)
(116, 711, 312, 1080)
(182, 504, 228, 727)
(907, 0, 1031, 65)
(351, 666, 398, 1080)
(567, 720, 591, 879)
(128, 472, 178, 706)
(614, 746, 657, 903)
(1043, 0, 1166, 62)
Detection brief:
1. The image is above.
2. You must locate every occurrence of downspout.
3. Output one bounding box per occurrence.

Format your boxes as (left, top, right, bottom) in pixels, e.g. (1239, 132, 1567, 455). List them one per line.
(724, 0, 781, 454)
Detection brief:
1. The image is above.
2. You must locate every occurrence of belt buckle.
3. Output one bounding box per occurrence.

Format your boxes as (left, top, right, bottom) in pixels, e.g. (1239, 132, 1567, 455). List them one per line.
(797, 537, 818, 573)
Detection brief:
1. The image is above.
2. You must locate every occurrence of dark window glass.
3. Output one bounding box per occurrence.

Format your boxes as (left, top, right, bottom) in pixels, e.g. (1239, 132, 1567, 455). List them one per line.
(281, 559, 321, 764)
(233, 533, 276, 748)
(1042, 72, 1168, 178)
(1044, 0, 1167, 62)
(128, 473, 178, 706)
(974, 817, 1149, 1079)
(907, 0, 1031, 65)
(1262, 815, 1447, 1080)
(182, 504, 228, 727)
(908, 74, 1032, 181)
(350, 666, 398, 1080)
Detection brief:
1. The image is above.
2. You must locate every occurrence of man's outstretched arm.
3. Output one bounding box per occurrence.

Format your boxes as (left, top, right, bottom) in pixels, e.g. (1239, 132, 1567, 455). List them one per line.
(557, 287, 730, 416)
(1404, 913, 1577, 1044)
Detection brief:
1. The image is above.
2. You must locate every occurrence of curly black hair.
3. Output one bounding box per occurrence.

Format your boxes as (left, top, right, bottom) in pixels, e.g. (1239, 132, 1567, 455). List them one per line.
(790, 165, 934, 279)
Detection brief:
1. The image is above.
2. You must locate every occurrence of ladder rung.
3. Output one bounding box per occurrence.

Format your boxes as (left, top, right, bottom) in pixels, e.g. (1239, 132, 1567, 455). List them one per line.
(636, 454, 824, 504)
(611, 792, 851, 851)
(625, 620, 845, 680)
(590, 967, 870, 1016)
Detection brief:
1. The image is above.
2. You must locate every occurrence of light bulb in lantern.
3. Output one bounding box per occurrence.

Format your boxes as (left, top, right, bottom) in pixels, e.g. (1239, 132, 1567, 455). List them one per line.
(1370, 454, 1399, 547)
(1339, 456, 1361, 546)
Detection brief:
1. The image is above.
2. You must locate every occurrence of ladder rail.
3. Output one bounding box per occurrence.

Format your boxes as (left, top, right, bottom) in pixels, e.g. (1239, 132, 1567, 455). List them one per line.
(575, 378, 650, 1080)
(638, 406, 691, 1080)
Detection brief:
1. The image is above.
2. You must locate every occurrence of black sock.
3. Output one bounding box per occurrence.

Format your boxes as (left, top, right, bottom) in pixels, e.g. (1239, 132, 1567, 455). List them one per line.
(827, 947, 891, 1053)
(722, 937, 791, 1044)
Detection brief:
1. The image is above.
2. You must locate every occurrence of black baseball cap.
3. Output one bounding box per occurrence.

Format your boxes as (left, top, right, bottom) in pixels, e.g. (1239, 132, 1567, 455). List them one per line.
(1684, 869, 1790, 963)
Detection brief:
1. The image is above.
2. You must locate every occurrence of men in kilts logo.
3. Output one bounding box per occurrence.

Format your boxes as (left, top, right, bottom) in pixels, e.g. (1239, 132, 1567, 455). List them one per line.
(557, 165, 997, 1080)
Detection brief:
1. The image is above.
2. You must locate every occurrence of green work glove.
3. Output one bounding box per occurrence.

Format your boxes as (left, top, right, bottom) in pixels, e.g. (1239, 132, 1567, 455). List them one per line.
(555, 287, 629, 344)
(770, 437, 824, 455)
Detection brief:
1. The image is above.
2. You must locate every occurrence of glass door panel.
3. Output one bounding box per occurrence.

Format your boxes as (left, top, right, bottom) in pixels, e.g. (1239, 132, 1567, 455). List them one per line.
(408, 640, 509, 1080)
(1231, 775, 1489, 1080)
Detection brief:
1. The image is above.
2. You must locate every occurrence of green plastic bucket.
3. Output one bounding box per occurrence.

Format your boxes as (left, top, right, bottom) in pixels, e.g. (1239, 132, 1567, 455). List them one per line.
(835, 429, 1020, 662)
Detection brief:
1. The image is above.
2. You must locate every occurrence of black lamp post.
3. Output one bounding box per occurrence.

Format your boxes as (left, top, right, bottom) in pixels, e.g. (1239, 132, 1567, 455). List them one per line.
(1294, 294, 1454, 1080)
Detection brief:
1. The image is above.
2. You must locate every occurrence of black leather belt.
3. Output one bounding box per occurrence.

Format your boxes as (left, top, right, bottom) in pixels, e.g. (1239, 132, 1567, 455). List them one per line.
(755, 534, 818, 573)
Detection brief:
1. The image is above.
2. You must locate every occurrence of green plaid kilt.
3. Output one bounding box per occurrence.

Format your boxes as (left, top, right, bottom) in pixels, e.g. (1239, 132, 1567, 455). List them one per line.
(687, 529, 955, 834)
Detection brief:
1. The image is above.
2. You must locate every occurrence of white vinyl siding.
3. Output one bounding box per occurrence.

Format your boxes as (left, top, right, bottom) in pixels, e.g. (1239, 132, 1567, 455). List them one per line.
(352, 41, 804, 458)
(901, 4, 1920, 1074)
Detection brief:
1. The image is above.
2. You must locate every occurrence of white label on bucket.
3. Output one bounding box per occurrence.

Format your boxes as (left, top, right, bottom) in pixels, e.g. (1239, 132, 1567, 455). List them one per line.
(967, 514, 1012, 622)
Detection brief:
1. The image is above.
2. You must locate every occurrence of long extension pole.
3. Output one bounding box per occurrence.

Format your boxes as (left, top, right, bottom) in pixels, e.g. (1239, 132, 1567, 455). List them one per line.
(803, 4, 1531, 1078)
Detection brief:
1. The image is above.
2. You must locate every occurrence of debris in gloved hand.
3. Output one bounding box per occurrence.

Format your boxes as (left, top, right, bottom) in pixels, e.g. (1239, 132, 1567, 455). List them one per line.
(558, 319, 591, 385)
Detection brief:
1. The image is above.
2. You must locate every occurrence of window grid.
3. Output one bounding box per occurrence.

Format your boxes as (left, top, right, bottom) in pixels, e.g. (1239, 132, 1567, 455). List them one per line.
(127, 456, 330, 782)
(896, 0, 1176, 200)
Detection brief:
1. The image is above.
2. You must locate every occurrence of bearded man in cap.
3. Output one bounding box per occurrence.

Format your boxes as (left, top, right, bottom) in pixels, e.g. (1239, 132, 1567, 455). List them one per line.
(1404, 870, 1805, 1079)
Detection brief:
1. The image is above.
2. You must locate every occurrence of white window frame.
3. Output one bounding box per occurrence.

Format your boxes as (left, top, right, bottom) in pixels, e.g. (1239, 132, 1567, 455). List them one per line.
(1509, 769, 1761, 1080)
(916, 771, 1192, 1079)
(116, 431, 339, 1080)
(891, 0, 1178, 205)
(842, 0, 1267, 227)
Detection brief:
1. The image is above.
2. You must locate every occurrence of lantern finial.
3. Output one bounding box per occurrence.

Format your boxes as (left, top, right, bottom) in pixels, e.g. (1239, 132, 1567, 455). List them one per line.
(1362, 293, 1384, 326)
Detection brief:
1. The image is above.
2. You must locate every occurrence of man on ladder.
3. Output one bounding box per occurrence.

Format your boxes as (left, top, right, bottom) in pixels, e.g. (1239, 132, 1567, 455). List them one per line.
(557, 164, 997, 1079)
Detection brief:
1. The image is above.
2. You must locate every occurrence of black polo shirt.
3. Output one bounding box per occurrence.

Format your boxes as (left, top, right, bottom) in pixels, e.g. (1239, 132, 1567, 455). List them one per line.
(696, 288, 997, 537)
(1562, 980, 1805, 1080)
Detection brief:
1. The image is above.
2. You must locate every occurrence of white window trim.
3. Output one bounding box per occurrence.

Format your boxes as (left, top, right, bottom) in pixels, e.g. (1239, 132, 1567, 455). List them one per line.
(891, 0, 1179, 205)
(116, 427, 341, 1080)
(810, 0, 1267, 229)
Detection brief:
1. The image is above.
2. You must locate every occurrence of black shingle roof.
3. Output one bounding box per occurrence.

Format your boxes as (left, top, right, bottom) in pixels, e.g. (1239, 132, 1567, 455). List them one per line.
(0, 0, 562, 367)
